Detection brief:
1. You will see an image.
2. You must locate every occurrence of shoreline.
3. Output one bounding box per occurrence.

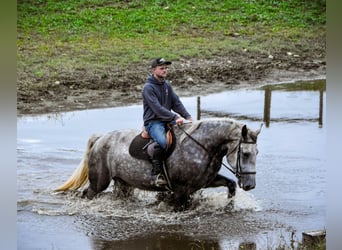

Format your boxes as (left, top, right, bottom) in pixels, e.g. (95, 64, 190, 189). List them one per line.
(17, 66, 326, 117)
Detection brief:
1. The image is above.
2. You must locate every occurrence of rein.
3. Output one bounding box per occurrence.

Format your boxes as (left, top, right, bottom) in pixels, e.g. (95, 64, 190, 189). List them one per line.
(178, 124, 256, 178)
(177, 124, 210, 153)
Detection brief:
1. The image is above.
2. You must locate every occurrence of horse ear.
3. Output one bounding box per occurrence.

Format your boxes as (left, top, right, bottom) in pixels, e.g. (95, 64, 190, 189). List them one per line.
(255, 123, 263, 136)
(242, 124, 248, 139)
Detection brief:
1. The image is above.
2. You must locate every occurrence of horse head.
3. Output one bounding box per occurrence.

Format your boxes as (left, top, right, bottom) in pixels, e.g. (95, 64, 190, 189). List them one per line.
(226, 123, 262, 191)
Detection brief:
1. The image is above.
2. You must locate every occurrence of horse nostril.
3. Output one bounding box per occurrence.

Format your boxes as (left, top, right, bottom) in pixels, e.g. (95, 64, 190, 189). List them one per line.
(244, 185, 254, 191)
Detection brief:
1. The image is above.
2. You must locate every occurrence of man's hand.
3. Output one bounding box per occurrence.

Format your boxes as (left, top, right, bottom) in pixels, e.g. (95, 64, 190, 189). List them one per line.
(175, 117, 184, 125)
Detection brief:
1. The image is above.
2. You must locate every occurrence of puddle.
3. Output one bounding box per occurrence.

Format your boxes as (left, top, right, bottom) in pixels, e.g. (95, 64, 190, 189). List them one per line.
(17, 79, 326, 249)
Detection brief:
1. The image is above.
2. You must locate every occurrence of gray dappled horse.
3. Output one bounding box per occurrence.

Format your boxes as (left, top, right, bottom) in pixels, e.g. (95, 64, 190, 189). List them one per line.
(56, 118, 262, 211)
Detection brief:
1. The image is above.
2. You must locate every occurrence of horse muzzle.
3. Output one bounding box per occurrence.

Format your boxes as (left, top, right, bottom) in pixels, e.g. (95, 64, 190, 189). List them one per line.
(238, 179, 256, 191)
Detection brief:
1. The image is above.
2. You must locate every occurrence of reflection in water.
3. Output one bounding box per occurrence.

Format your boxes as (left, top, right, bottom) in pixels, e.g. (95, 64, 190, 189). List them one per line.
(90, 232, 220, 250)
(239, 241, 256, 250)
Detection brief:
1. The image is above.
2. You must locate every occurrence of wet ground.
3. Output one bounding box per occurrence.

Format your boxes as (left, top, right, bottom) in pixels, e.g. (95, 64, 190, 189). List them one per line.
(17, 50, 326, 116)
(17, 80, 326, 249)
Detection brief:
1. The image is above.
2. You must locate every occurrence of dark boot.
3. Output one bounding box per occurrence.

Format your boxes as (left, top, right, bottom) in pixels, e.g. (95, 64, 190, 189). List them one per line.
(150, 145, 167, 186)
(151, 159, 167, 186)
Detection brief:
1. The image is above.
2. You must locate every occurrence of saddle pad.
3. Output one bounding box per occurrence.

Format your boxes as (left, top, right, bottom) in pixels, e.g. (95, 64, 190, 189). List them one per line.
(129, 130, 177, 161)
(129, 134, 151, 161)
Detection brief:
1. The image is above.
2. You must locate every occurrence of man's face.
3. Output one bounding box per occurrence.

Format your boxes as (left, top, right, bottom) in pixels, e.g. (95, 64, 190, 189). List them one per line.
(152, 65, 168, 80)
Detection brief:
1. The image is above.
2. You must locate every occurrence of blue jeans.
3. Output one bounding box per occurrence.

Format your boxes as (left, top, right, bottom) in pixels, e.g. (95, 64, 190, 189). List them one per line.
(146, 121, 168, 149)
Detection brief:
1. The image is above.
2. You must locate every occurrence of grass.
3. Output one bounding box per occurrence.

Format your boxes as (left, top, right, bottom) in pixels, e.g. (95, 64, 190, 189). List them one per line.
(18, 0, 325, 37)
(17, 0, 326, 79)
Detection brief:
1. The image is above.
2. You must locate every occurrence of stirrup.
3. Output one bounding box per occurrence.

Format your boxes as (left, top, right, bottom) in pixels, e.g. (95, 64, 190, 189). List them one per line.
(152, 174, 167, 186)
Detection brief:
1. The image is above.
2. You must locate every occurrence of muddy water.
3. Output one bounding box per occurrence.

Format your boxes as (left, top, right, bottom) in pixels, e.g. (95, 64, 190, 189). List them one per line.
(17, 80, 326, 250)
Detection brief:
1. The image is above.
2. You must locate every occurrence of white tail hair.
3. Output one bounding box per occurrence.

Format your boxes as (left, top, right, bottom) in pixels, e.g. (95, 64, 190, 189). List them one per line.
(55, 133, 101, 191)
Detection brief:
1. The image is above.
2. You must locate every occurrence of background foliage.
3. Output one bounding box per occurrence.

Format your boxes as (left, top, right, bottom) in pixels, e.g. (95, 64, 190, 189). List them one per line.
(17, 0, 326, 80)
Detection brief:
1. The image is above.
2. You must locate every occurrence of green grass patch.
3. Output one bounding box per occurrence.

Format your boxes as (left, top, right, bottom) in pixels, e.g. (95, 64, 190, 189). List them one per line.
(18, 0, 326, 75)
(18, 0, 326, 38)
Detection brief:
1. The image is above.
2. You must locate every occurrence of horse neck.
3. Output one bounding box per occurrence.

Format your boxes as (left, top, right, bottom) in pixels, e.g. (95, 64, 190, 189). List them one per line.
(178, 119, 241, 151)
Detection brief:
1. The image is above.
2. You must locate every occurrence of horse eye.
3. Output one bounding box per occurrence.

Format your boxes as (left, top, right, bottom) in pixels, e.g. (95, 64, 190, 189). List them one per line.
(243, 152, 250, 158)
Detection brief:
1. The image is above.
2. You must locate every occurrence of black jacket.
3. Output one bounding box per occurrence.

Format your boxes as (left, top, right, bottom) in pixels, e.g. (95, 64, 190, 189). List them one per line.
(142, 75, 191, 126)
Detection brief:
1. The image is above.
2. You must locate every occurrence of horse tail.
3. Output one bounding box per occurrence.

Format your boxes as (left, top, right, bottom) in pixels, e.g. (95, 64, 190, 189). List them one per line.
(55, 133, 102, 192)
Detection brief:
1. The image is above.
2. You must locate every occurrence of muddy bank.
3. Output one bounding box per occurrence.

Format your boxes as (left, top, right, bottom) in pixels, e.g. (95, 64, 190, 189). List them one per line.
(17, 50, 326, 115)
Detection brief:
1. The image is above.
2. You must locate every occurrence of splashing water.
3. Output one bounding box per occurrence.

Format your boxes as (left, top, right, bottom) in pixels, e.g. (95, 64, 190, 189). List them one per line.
(28, 185, 262, 220)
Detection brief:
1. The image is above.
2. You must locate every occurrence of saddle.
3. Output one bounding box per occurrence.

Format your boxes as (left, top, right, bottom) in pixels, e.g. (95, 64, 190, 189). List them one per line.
(129, 125, 176, 161)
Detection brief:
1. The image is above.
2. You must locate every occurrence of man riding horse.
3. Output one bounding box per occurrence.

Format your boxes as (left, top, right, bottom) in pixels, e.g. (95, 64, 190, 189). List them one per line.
(142, 58, 194, 187)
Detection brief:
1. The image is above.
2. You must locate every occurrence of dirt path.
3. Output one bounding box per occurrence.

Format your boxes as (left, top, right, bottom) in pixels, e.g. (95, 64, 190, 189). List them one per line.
(17, 50, 326, 116)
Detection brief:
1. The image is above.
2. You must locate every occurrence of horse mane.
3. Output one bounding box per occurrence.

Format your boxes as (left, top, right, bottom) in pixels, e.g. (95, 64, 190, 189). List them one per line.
(179, 118, 240, 144)
(179, 121, 201, 143)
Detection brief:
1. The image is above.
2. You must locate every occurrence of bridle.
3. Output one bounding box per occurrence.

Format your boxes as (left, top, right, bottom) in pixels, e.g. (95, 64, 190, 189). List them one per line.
(231, 139, 257, 178)
(178, 124, 257, 179)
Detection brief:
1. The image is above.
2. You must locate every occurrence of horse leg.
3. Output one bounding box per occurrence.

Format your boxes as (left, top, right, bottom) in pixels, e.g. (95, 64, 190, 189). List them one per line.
(206, 174, 237, 198)
(156, 191, 173, 203)
(82, 186, 97, 199)
(82, 153, 112, 199)
(112, 177, 134, 199)
(172, 191, 192, 212)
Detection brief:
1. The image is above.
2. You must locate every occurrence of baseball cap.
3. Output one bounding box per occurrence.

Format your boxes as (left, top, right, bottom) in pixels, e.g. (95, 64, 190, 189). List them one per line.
(151, 58, 172, 68)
